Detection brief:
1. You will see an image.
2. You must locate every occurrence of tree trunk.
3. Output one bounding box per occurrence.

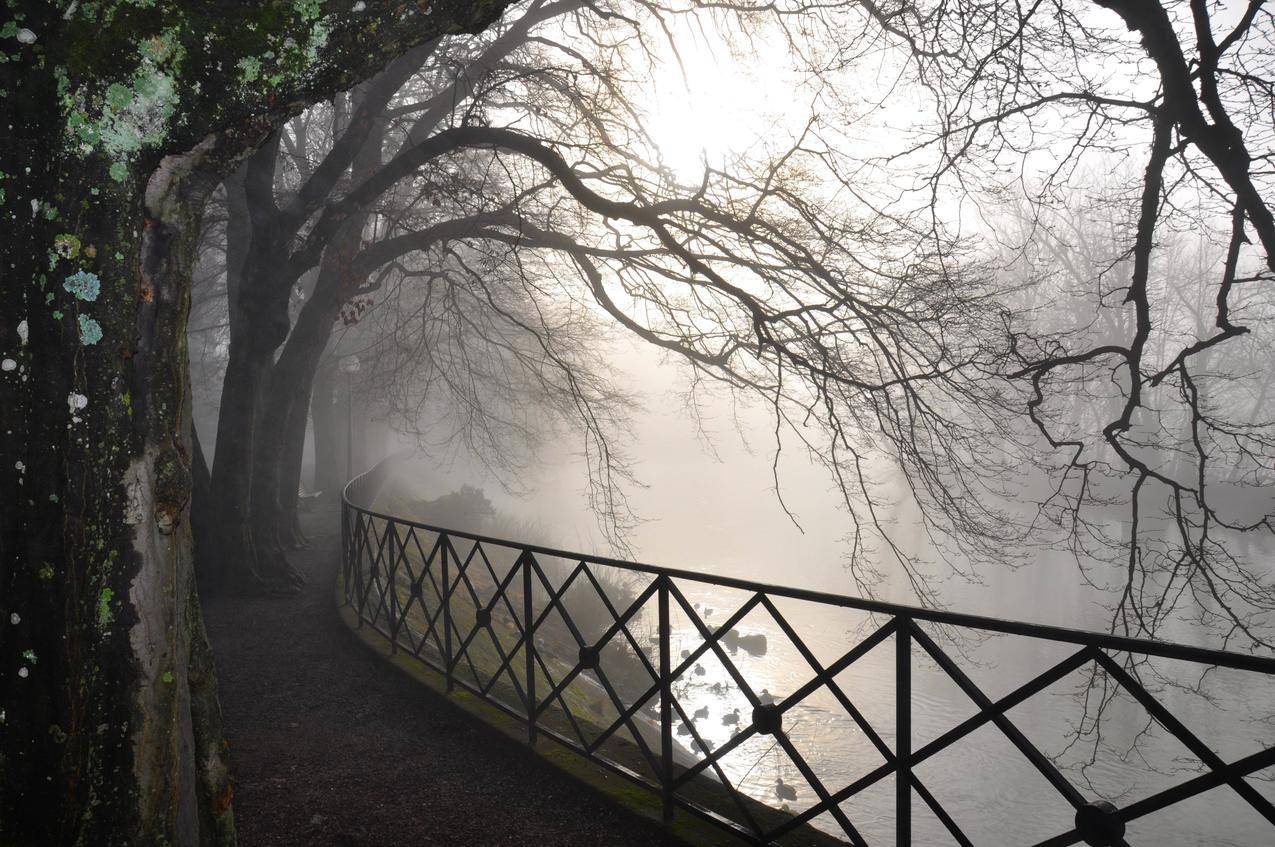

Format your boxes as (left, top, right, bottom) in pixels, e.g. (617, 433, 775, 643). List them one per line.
(207, 141, 305, 594)
(312, 360, 342, 497)
(209, 340, 302, 593)
(277, 394, 312, 548)
(1, 3, 509, 841)
(192, 421, 217, 589)
(256, 261, 346, 544)
(1, 130, 235, 846)
(247, 367, 303, 559)
(251, 83, 389, 551)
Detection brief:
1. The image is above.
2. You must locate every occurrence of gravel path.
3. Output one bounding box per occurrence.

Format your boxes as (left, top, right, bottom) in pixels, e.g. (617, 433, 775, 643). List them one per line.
(204, 502, 688, 847)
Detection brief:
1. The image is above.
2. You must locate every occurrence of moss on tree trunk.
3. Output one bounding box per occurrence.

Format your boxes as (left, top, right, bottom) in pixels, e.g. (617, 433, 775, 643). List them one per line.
(0, 2, 510, 842)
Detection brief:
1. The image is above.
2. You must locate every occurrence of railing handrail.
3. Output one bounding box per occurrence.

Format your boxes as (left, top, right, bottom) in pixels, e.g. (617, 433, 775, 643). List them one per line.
(341, 457, 1275, 847)
(342, 463, 1275, 676)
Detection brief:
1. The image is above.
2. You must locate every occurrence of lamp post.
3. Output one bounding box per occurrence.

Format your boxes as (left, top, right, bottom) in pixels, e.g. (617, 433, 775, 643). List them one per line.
(339, 355, 361, 481)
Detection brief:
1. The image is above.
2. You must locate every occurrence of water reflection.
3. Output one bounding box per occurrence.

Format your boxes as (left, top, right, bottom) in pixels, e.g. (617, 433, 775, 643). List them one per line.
(376, 475, 1275, 845)
(521, 569, 1275, 847)
(375, 341, 1275, 845)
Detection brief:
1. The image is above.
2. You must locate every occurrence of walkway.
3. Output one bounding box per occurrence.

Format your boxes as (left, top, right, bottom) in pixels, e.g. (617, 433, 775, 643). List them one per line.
(205, 503, 687, 847)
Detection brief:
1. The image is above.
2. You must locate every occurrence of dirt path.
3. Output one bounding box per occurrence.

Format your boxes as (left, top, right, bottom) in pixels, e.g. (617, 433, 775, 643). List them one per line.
(204, 502, 688, 847)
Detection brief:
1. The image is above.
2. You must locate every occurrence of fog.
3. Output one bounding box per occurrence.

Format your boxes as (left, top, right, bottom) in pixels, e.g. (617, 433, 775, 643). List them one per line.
(180, 1, 1275, 844)
(348, 324, 1275, 637)
(19, 1, 1275, 844)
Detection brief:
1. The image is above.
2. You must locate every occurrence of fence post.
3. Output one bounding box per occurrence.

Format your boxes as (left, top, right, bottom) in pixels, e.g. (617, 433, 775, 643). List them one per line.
(442, 534, 453, 692)
(353, 509, 365, 629)
(524, 551, 536, 744)
(341, 500, 350, 606)
(897, 618, 912, 847)
(659, 575, 674, 823)
(388, 520, 401, 655)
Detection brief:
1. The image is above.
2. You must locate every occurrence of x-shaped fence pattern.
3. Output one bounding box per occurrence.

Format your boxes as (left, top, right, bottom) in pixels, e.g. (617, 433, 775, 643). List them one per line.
(342, 469, 1275, 846)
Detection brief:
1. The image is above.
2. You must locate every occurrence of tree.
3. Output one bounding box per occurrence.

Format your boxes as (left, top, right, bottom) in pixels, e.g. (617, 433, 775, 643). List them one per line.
(0, 3, 512, 842)
(608, 0, 1275, 643)
(8, 0, 1266, 834)
(185, 2, 589, 590)
(829, 0, 1275, 644)
(187, 0, 1014, 606)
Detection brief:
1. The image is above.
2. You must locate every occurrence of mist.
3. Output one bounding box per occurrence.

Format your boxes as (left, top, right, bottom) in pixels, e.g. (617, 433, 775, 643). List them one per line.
(177, 4, 1275, 844)
(11, 0, 1275, 844)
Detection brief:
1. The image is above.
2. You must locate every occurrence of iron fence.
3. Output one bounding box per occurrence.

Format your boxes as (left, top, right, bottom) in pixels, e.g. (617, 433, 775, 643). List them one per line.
(341, 466, 1275, 846)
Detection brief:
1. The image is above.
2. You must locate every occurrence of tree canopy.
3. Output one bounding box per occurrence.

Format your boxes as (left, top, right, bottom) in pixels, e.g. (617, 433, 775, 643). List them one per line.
(5, 0, 1275, 843)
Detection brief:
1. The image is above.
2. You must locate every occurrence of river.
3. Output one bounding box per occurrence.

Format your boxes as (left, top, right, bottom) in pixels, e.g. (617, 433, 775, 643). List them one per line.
(388, 340, 1275, 846)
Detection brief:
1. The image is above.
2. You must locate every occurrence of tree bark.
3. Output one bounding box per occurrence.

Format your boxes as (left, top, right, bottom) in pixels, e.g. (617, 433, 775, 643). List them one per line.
(255, 252, 350, 544)
(208, 139, 304, 593)
(2, 125, 237, 846)
(1, 2, 511, 841)
(191, 420, 217, 589)
(312, 359, 343, 498)
(251, 91, 388, 544)
(277, 391, 312, 548)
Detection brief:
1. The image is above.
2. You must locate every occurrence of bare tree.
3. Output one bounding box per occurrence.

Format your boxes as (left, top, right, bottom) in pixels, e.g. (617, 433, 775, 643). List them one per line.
(195, 0, 1017, 607)
(195, 0, 1275, 652)
(691, 0, 1275, 644)
(198, 1, 598, 591)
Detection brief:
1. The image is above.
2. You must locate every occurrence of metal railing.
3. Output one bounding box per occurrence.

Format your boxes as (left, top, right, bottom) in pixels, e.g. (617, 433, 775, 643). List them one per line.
(341, 465, 1275, 846)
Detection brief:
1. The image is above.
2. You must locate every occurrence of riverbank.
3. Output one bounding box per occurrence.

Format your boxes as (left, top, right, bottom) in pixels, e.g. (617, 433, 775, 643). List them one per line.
(204, 501, 689, 846)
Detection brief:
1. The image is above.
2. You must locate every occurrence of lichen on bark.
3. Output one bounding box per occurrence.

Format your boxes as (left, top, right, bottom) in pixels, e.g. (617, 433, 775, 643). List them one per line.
(0, 2, 511, 843)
